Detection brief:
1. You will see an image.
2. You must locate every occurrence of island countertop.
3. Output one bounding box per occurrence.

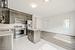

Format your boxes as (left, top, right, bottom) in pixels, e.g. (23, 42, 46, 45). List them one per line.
(0, 30, 13, 36)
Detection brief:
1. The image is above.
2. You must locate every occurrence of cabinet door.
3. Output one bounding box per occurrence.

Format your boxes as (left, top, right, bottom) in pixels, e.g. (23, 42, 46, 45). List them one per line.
(14, 13, 25, 24)
(10, 11, 15, 24)
(0, 35, 13, 50)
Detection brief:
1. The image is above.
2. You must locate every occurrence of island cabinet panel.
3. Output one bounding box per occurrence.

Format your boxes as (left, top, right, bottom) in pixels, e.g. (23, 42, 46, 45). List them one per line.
(0, 35, 13, 50)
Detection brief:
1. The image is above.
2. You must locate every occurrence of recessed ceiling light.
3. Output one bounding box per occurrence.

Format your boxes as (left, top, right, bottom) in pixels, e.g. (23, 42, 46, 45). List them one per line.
(44, 0, 49, 2)
(30, 3, 37, 8)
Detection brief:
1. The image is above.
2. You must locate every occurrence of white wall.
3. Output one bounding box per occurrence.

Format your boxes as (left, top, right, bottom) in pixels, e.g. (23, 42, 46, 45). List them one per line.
(40, 11, 75, 36)
(8, 0, 75, 36)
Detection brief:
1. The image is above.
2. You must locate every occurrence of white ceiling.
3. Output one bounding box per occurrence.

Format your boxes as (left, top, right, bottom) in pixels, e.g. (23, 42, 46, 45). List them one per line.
(8, 0, 75, 17)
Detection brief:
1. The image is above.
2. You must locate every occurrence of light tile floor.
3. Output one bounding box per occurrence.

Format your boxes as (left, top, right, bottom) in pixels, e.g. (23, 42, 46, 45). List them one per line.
(13, 36, 67, 50)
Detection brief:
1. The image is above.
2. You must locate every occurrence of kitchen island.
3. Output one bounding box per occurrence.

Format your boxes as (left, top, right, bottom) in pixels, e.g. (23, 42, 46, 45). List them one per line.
(0, 24, 13, 50)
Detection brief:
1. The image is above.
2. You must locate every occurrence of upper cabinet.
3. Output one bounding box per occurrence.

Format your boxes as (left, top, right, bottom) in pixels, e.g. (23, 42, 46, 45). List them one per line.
(10, 9, 32, 24)
(0, 0, 10, 24)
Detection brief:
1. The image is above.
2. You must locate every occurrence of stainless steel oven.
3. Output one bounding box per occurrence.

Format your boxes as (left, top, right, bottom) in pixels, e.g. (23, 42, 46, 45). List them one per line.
(13, 24, 26, 38)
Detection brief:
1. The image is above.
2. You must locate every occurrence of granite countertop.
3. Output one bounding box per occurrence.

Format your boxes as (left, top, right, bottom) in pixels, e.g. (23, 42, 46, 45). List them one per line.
(0, 28, 13, 36)
(0, 31, 13, 36)
(28, 28, 40, 31)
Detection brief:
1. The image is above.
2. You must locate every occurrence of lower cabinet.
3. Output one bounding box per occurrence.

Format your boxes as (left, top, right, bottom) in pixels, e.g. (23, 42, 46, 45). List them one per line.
(0, 35, 13, 50)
